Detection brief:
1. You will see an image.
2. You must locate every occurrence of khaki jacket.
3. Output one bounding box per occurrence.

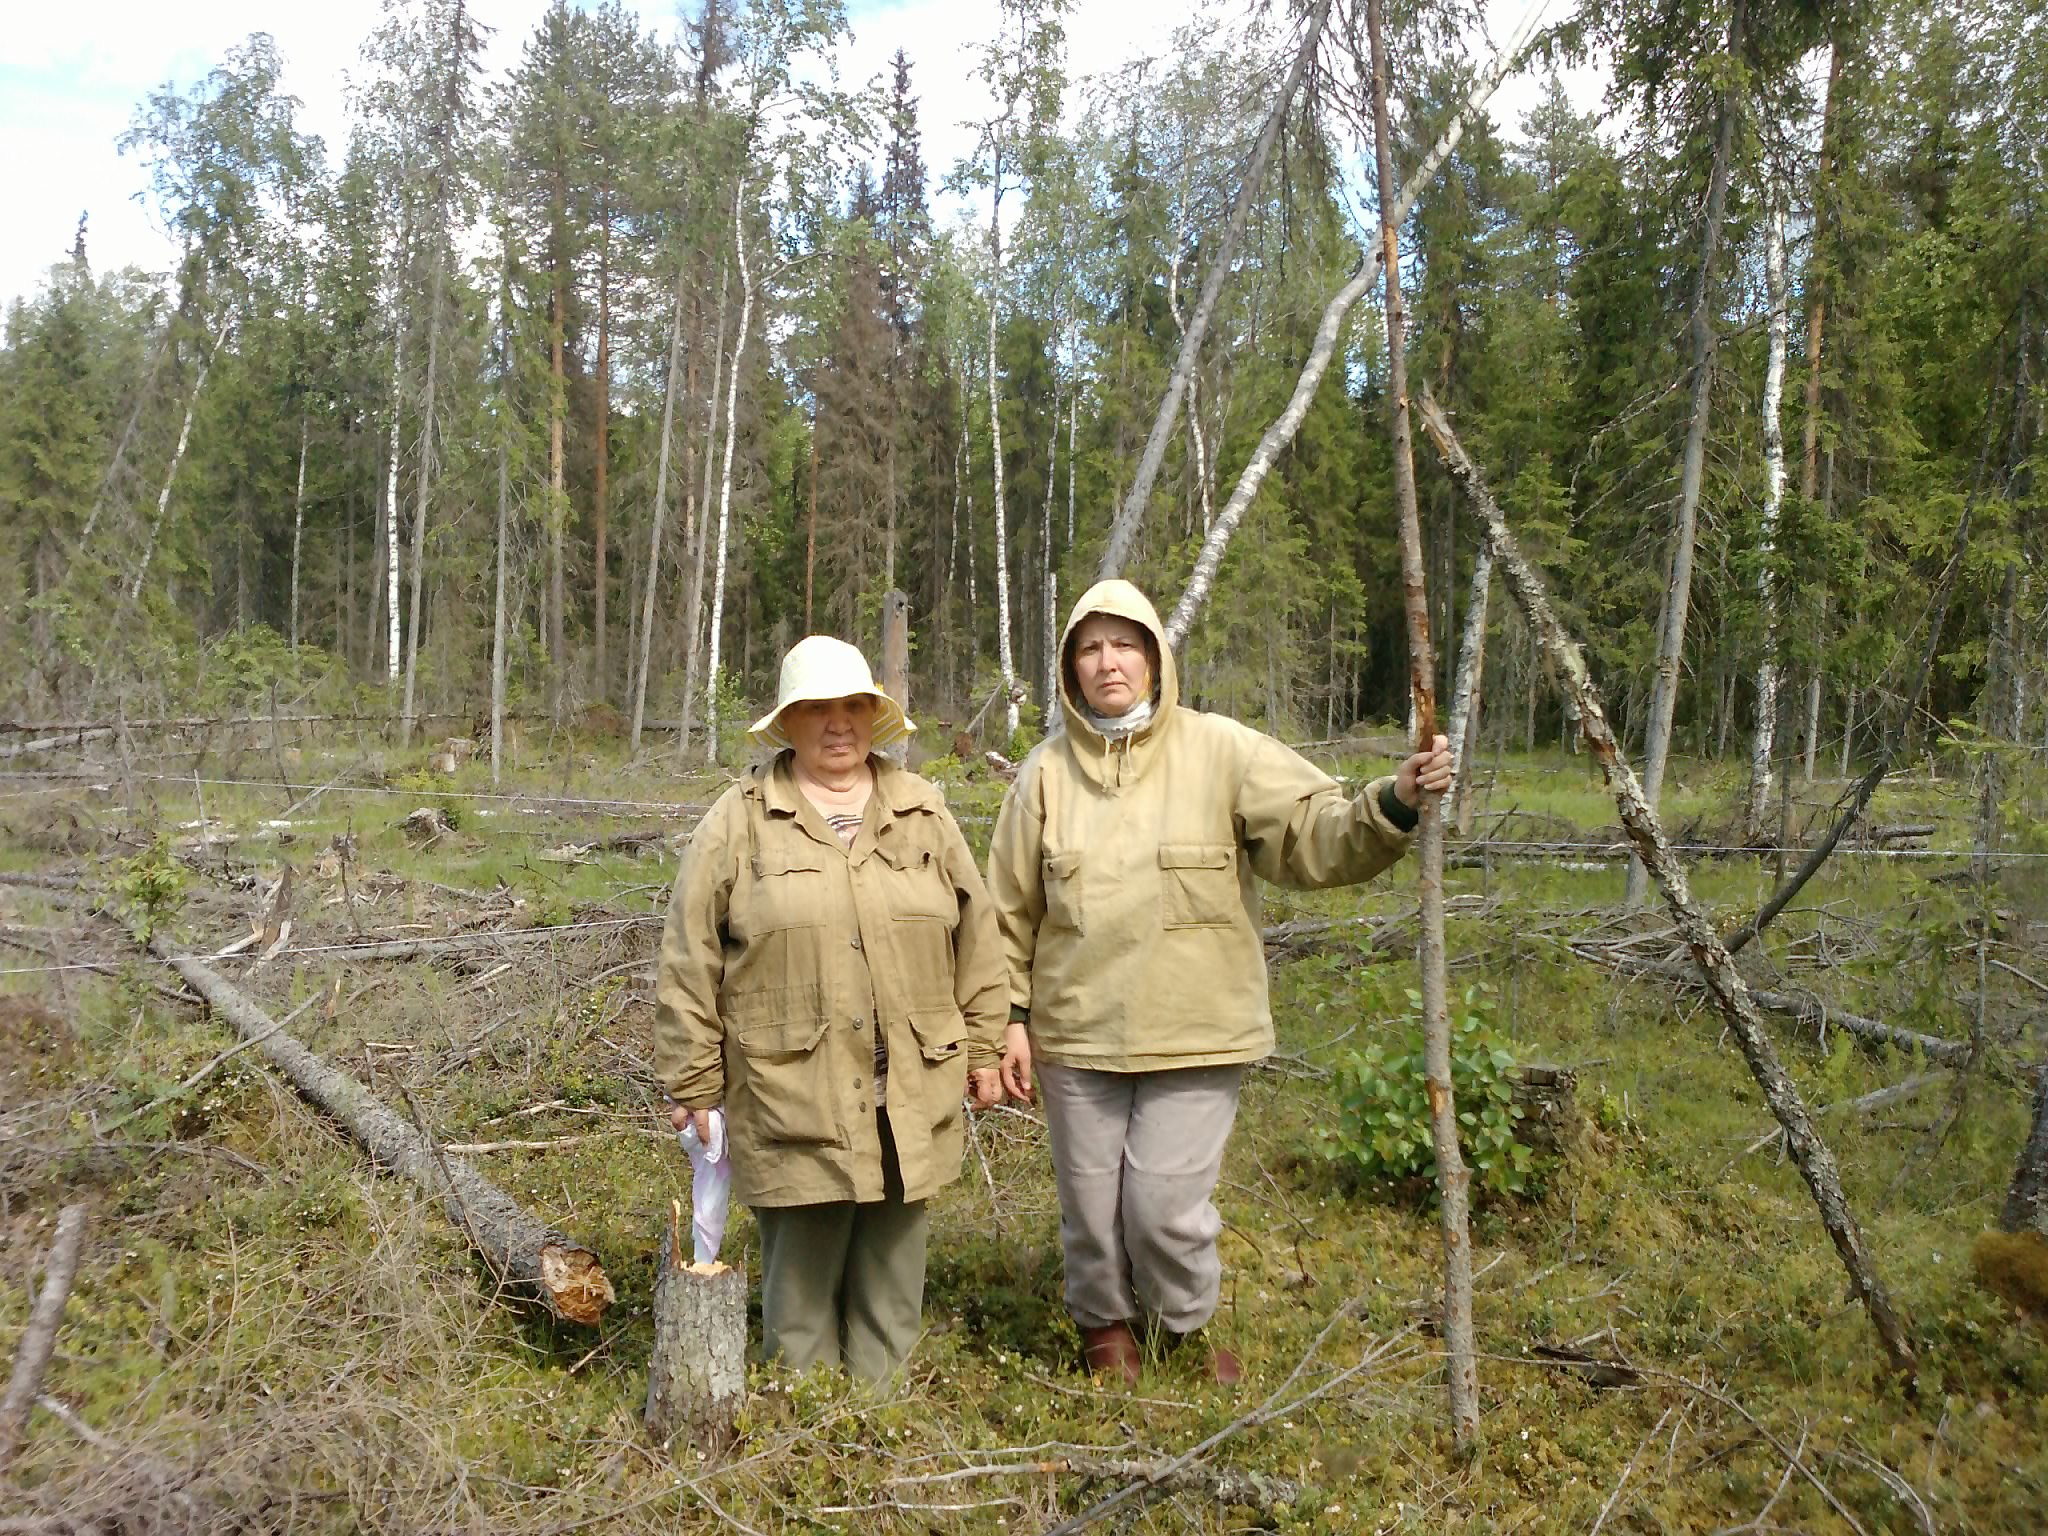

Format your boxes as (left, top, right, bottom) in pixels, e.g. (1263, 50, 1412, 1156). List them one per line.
(654, 754, 1007, 1207)
(987, 580, 1415, 1072)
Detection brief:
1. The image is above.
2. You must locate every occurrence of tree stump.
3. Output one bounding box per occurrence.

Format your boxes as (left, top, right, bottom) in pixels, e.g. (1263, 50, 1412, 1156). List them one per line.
(1511, 1064, 1580, 1154)
(645, 1200, 747, 1454)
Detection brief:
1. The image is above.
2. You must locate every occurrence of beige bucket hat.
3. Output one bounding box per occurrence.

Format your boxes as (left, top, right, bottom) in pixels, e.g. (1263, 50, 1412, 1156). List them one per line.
(747, 635, 915, 751)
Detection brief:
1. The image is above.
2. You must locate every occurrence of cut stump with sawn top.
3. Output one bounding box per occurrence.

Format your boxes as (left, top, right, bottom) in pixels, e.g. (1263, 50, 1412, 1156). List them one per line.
(645, 1200, 746, 1453)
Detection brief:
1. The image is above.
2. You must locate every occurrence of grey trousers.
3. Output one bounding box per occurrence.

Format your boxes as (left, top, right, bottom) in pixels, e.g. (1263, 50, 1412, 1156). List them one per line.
(1036, 1061, 1244, 1333)
(753, 1111, 929, 1381)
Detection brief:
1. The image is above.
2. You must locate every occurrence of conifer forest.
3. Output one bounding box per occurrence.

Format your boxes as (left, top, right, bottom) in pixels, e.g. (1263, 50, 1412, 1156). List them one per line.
(2, 0, 2046, 1530)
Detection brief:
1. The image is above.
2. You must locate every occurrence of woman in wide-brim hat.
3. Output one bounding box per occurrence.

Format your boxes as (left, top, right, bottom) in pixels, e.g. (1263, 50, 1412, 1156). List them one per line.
(654, 635, 1007, 1380)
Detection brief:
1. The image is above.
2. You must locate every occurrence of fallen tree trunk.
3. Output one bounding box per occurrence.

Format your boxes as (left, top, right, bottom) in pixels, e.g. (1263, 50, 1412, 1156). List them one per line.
(304, 919, 659, 965)
(0, 1205, 89, 1474)
(1418, 388, 1918, 1388)
(146, 938, 614, 1324)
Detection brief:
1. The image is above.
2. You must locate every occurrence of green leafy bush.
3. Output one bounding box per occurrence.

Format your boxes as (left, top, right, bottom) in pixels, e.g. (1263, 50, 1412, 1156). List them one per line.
(1323, 984, 1536, 1199)
(106, 837, 188, 942)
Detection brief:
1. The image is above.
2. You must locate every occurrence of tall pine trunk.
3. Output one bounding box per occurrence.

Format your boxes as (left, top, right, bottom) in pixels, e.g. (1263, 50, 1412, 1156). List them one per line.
(1629, 0, 1747, 907)
(492, 241, 514, 789)
(1368, 0, 1476, 1449)
(594, 212, 612, 702)
(1746, 200, 1789, 839)
(631, 267, 688, 754)
(548, 204, 568, 723)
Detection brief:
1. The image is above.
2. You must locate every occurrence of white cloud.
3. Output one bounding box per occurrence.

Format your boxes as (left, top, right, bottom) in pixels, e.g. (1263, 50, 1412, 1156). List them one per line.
(1, 0, 1606, 311)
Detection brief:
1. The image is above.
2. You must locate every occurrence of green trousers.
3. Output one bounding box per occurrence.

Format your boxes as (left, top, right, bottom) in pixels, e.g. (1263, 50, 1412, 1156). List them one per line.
(753, 1110, 930, 1381)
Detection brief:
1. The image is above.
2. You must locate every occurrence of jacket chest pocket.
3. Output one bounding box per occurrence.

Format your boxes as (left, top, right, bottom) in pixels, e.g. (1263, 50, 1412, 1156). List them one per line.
(1159, 844, 1238, 929)
(876, 840, 955, 924)
(738, 846, 831, 936)
(1042, 850, 1085, 933)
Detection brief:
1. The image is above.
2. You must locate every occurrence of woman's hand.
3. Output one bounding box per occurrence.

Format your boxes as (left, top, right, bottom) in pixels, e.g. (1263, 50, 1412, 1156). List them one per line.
(999, 1020, 1034, 1104)
(1394, 732, 1455, 810)
(967, 1068, 1003, 1110)
(668, 1102, 715, 1142)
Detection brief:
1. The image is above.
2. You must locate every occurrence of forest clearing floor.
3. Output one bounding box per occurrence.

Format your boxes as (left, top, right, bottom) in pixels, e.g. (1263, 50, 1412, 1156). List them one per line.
(1, 727, 2044, 1533)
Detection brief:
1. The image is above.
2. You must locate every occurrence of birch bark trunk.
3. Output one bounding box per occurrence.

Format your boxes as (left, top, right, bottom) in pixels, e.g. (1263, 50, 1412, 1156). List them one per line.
(1630, 0, 1747, 906)
(680, 259, 730, 760)
(1745, 200, 1789, 840)
(290, 415, 308, 652)
(1445, 543, 1492, 829)
(1096, 0, 1335, 579)
(1160, 2, 1536, 648)
(1417, 389, 1919, 1387)
(705, 193, 753, 763)
(986, 160, 1019, 741)
(631, 267, 688, 753)
(402, 249, 445, 747)
(1367, 0, 1475, 1449)
(129, 316, 232, 604)
(385, 317, 404, 686)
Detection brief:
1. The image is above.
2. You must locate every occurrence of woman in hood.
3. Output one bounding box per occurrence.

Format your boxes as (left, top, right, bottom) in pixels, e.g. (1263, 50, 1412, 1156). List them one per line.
(986, 580, 1452, 1384)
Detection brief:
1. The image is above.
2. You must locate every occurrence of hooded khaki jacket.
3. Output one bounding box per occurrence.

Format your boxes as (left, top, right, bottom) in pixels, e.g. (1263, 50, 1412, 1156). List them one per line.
(987, 580, 1415, 1072)
(654, 754, 1007, 1208)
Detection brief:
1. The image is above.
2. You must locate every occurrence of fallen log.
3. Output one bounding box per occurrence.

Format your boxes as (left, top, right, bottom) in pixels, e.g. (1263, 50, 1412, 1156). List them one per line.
(145, 938, 613, 1324)
(0, 1205, 89, 1474)
(645, 1200, 747, 1453)
(1419, 388, 1918, 1387)
(302, 919, 659, 964)
(1747, 988, 1972, 1066)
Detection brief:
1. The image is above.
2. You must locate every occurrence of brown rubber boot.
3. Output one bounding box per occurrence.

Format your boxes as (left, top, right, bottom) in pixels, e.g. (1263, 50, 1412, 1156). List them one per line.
(1080, 1322, 1142, 1385)
(1160, 1326, 1241, 1386)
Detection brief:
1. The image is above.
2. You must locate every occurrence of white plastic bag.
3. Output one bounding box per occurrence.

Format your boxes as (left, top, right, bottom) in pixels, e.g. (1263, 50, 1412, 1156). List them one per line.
(677, 1108, 733, 1264)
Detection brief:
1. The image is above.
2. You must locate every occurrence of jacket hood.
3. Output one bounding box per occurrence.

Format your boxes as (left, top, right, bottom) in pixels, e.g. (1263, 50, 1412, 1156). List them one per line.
(1057, 579, 1179, 758)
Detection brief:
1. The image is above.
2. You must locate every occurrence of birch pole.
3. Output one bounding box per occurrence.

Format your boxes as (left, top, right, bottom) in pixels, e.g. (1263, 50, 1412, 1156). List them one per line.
(289, 414, 308, 652)
(402, 249, 446, 746)
(1095, 0, 1336, 579)
(1366, 0, 1476, 1450)
(1417, 389, 1919, 1386)
(384, 317, 404, 686)
(1163, 0, 1543, 649)
(705, 187, 753, 764)
(986, 149, 1020, 742)
(1629, 0, 1747, 906)
(1745, 199, 1789, 841)
(679, 257, 730, 760)
(1445, 543, 1493, 825)
(631, 266, 688, 754)
(128, 316, 232, 604)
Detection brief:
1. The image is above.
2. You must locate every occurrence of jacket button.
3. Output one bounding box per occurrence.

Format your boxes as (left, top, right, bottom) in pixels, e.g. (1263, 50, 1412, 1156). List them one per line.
(850, 935, 862, 950)
(853, 1016, 865, 1030)
(854, 1078, 864, 1091)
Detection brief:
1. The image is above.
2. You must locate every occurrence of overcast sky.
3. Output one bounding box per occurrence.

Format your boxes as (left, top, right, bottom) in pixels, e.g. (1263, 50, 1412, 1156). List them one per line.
(1, 0, 1602, 312)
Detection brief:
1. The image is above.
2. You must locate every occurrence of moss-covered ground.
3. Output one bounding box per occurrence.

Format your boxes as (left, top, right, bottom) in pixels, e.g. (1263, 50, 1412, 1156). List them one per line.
(2, 728, 2043, 1532)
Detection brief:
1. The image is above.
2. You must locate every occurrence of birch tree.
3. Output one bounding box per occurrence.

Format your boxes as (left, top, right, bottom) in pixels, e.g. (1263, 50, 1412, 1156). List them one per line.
(952, 0, 1068, 741)
(1745, 197, 1788, 840)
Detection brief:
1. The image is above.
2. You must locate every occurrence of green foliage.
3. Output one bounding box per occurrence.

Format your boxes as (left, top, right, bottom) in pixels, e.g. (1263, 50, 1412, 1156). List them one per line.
(104, 836, 189, 942)
(1324, 984, 1536, 1201)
